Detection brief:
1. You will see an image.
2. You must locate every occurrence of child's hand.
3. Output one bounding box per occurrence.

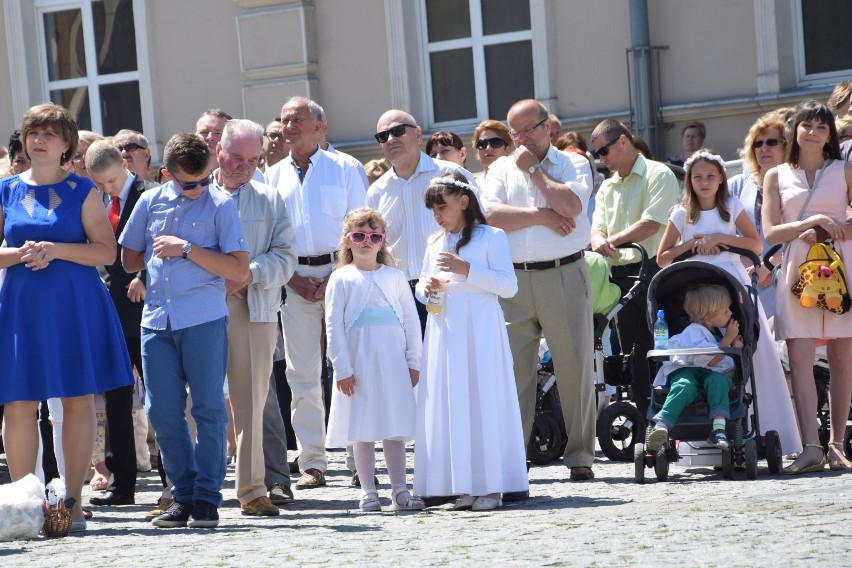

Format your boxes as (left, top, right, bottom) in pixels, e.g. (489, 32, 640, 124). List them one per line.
(153, 235, 186, 258)
(337, 375, 356, 396)
(409, 368, 419, 388)
(436, 252, 470, 276)
(424, 276, 444, 295)
(731, 335, 743, 348)
(694, 234, 723, 255)
(723, 318, 740, 341)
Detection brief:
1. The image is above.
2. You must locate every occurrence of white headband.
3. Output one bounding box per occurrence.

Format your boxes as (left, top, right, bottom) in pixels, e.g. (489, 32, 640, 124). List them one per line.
(429, 175, 474, 192)
(684, 151, 726, 174)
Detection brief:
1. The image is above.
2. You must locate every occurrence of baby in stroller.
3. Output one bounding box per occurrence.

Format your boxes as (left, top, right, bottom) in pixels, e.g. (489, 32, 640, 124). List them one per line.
(645, 284, 743, 453)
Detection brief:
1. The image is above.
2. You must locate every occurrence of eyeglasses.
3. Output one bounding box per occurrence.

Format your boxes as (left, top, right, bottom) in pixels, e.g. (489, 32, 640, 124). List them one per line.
(591, 137, 620, 159)
(348, 231, 385, 245)
(476, 137, 508, 150)
(374, 124, 416, 144)
(508, 118, 547, 139)
(265, 132, 283, 141)
(170, 173, 214, 192)
(72, 153, 84, 162)
(118, 142, 145, 153)
(752, 138, 783, 149)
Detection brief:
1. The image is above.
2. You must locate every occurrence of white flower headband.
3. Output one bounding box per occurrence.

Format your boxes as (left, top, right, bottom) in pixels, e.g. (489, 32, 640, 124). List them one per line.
(429, 175, 475, 192)
(683, 151, 726, 174)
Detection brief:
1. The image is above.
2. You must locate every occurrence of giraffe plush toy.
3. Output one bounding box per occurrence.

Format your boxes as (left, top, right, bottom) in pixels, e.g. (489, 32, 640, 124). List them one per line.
(792, 243, 851, 315)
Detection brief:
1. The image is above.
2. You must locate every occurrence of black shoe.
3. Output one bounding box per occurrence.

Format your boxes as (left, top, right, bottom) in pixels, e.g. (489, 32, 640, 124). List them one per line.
(350, 470, 380, 488)
(502, 490, 529, 502)
(151, 500, 193, 528)
(90, 490, 135, 506)
(188, 500, 219, 528)
(707, 429, 730, 450)
(268, 483, 295, 505)
(422, 495, 458, 507)
(289, 460, 300, 474)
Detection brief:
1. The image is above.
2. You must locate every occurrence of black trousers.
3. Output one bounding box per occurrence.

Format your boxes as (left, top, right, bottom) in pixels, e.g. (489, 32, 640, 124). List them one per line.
(103, 335, 141, 495)
(610, 259, 661, 419)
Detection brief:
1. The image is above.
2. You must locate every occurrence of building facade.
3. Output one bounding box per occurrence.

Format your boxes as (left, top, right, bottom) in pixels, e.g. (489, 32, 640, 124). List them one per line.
(1, 0, 849, 169)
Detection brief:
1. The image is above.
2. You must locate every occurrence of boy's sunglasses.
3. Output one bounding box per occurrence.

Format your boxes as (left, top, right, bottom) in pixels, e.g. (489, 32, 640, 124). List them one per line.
(348, 231, 385, 245)
(374, 124, 416, 144)
(752, 138, 783, 149)
(171, 173, 214, 191)
(476, 137, 508, 150)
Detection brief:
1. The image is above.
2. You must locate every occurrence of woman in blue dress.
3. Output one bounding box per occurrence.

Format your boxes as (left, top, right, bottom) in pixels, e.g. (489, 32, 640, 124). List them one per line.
(0, 103, 133, 531)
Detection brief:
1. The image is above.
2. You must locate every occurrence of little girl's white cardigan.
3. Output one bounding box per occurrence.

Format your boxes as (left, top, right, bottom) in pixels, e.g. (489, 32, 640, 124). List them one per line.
(324, 263, 421, 381)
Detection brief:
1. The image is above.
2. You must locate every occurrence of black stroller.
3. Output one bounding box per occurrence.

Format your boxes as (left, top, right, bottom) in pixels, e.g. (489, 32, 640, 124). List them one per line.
(634, 247, 783, 483)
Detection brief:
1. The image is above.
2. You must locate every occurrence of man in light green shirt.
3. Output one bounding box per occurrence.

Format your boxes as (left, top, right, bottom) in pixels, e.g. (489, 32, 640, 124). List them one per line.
(589, 119, 679, 418)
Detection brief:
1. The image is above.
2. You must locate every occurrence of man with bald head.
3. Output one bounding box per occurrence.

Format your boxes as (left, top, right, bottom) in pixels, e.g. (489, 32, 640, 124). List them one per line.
(366, 109, 473, 326)
(212, 119, 296, 516)
(480, 99, 596, 490)
(266, 96, 367, 489)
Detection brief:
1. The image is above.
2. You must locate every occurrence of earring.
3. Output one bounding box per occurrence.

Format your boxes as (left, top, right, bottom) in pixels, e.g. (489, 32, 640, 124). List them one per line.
(61, 151, 66, 161)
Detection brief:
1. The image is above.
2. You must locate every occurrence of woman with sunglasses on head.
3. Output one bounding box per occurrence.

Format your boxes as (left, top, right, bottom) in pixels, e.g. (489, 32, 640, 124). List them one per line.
(470, 120, 513, 179)
(324, 208, 424, 512)
(728, 111, 789, 318)
(0, 103, 134, 532)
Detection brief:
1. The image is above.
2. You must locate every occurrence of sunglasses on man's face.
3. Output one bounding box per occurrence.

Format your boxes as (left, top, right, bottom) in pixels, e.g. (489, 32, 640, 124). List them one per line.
(348, 231, 385, 245)
(476, 137, 508, 150)
(752, 138, 783, 149)
(171, 173, 214, 192)
(118, 142, 145, 153)
(591, 137, 619, 159)
(374, 124, 416, 144)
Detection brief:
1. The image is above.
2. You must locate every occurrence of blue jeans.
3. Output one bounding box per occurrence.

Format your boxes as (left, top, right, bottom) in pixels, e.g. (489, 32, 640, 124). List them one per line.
(141, 317, 229, 506)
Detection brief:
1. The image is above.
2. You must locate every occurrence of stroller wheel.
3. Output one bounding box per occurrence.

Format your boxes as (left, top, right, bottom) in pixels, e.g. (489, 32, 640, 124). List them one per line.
(654, 448, 669, 482)
(526, 413, 565, 465)
(763, 430, 782, 474)
(721, 447, 734, 480)
(744, 439, 758, 480)
(596, 401, 645, 463)
(634, 443, 646, 484)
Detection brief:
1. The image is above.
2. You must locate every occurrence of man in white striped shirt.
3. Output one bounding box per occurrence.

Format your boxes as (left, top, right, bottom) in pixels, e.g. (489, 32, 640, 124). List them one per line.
(266, 97, 367, 490)
(366, 109, 475, 328)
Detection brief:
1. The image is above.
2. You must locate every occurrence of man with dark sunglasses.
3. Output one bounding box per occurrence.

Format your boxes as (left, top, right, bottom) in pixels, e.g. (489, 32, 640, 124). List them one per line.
(113, 129, 152, 181)
(265, 96, 367, 491)
(119, 132, 250, 529)
(481, 99, 596, 491)
(262, 118, 288, 171)
(589, 119, 679, 421)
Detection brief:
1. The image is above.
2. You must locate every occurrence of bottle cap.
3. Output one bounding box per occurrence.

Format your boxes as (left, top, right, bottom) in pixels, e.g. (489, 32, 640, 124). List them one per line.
(657, 309, 665, 318)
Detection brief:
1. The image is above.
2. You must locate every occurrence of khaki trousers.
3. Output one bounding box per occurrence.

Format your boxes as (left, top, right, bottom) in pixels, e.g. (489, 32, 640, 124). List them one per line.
(500, 260, 596, 468)
(227, 295, 277, 504)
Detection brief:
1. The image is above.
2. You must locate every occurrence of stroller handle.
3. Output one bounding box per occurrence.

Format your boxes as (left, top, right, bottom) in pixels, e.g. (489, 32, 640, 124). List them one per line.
(615, 242, 649, 281)
(763, 244, 782, 271)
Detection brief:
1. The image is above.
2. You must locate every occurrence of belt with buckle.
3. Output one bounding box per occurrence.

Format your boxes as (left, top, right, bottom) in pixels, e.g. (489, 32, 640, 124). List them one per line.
(513, 251, 583, 271)
(297, 252, 338, 266)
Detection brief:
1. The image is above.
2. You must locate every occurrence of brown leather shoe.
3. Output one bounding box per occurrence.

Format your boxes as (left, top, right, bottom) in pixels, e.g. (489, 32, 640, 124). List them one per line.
(241, 496, 280, 516)
(144, 497, 173, 521)
(294, 468, 326, 489)
(570, 466, 595, 481)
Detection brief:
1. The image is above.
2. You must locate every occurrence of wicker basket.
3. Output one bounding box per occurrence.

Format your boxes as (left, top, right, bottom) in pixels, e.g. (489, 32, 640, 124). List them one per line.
(41, 500, 72, 538)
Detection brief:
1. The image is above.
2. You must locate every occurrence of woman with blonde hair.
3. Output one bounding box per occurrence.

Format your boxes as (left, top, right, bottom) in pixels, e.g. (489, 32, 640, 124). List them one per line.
(470, 120, 513, 179)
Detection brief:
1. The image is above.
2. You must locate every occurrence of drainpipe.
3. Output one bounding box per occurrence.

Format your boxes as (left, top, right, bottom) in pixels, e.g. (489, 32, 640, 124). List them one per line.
(629, 0, 656, 154)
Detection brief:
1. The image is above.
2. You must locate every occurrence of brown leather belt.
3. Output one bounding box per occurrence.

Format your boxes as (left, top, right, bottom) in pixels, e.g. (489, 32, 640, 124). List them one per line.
(513, 251, 583, 271)
(298, 252, 338, 266)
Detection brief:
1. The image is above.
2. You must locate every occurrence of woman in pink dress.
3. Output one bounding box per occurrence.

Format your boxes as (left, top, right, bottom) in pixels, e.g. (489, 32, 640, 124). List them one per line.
(763, 100, 852, 474)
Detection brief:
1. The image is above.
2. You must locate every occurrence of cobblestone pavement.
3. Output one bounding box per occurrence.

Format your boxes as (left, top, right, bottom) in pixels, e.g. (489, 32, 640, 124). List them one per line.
(1, 447, 851, 567)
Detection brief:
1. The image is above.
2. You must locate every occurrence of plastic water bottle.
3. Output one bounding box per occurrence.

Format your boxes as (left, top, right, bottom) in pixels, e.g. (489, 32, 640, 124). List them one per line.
(653, 310, 669, 349)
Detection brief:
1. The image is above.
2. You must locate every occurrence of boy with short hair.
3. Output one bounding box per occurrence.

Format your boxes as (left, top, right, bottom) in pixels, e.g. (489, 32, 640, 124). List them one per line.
(119, 132, 249, 528)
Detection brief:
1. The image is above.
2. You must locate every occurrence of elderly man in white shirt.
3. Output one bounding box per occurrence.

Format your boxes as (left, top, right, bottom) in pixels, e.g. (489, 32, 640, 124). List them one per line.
(266, 96, 367, 489)
(366, 109, 475, 326)
(481, 99, 596, 491)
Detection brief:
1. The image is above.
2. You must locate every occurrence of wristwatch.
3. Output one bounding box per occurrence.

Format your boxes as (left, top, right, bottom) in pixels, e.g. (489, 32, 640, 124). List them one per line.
(181, 242, 192, 259)
(528, 162, 542, 175)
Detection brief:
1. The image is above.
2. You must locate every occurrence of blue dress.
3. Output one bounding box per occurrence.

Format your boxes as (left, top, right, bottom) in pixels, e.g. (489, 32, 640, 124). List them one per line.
(0, 174, 134, 404)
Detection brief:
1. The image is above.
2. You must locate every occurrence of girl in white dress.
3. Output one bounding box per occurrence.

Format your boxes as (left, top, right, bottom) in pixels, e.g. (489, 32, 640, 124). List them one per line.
(656, 150, 802, 456)
(324, 208, 424, 512)
(414, 173, 528, 511)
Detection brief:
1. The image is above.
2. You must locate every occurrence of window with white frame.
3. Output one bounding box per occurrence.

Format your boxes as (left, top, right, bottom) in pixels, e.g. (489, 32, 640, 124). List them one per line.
(420, 0, 534, 126)
(38, 0, 142, 135)
(795, 0, 852, 83)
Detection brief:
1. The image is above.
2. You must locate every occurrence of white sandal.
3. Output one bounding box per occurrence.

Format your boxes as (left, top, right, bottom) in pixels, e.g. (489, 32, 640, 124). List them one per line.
(359, 492, 381, 512)
(451, 494, 476, 511)
(471, 493, 502, 511)
(388, 487, 425, 511)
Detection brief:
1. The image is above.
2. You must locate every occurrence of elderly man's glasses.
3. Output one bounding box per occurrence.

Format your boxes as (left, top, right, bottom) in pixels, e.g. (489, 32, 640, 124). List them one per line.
(118, 142, 145, 153)
(348, 231, 385, 245)
(752, 138, 783, 149)
(591, 137, 619, 159)
(476, 137, 508, 150)
(374, 124, 416, 144)
(508, 118, 547, 140)
(171, 173, 214, 192)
